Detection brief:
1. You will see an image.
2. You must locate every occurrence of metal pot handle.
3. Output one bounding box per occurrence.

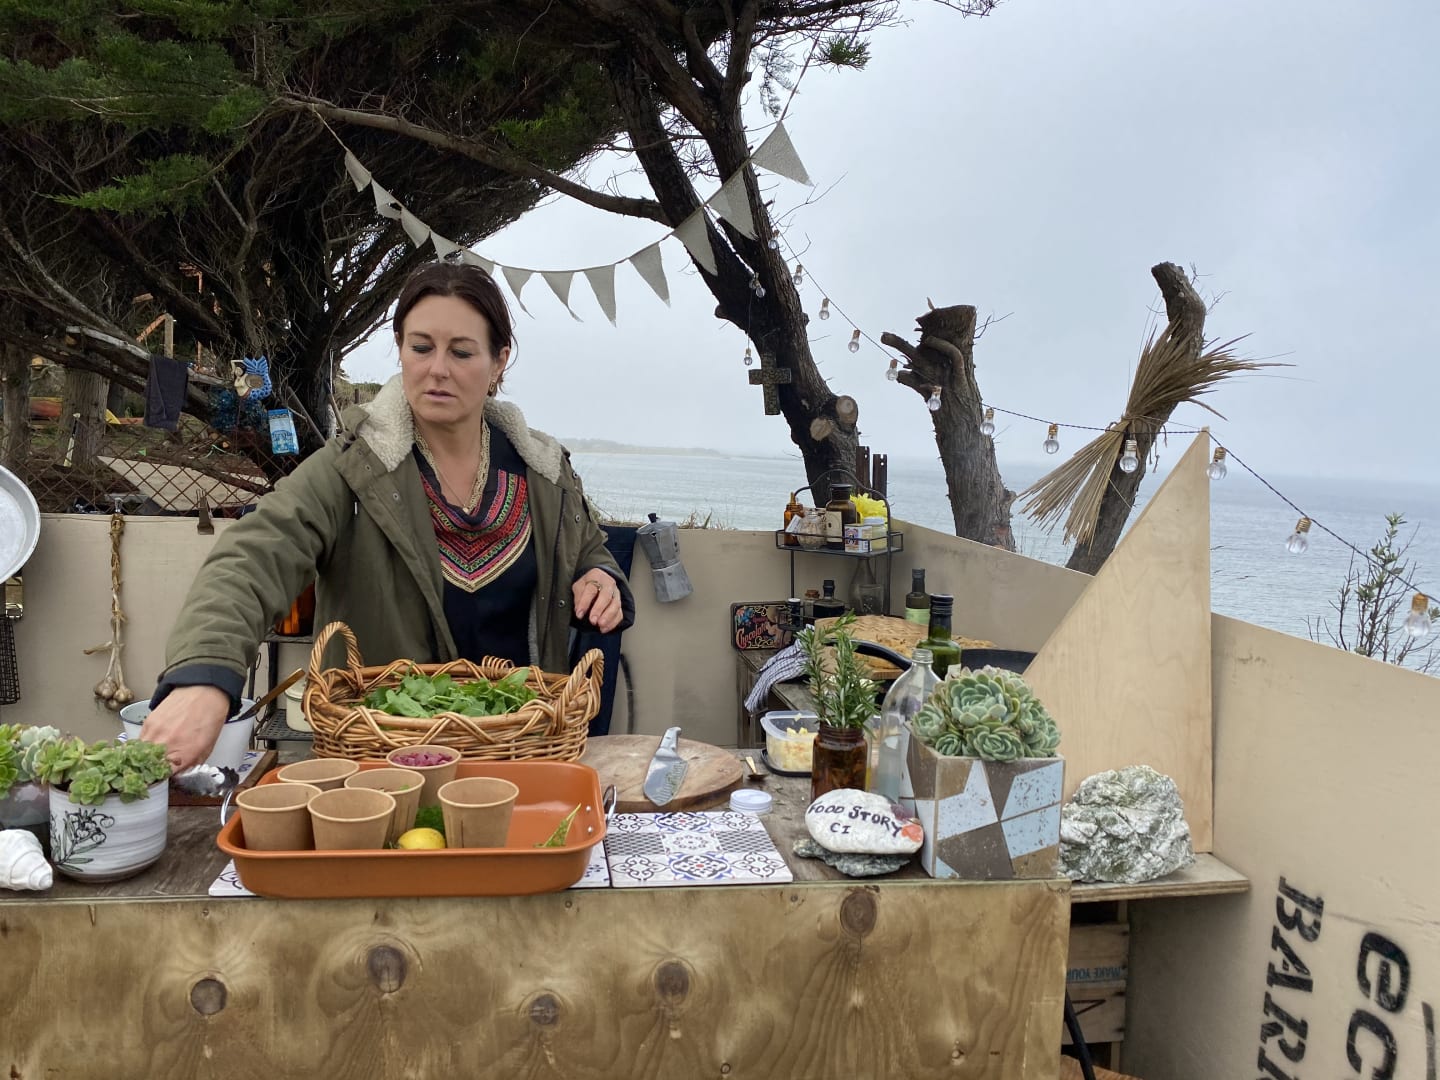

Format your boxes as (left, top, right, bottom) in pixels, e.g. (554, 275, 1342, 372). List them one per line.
(602, 783, 617, 822)
(219, 787, 236, 826)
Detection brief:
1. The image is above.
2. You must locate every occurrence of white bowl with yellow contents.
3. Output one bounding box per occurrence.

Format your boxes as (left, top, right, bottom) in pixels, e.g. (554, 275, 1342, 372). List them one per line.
(760, 710, 819, 775)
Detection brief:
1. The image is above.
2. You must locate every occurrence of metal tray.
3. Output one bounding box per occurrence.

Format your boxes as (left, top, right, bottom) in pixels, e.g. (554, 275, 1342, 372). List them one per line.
(0, 465, 40, 581)
(217, 760, 606, 898)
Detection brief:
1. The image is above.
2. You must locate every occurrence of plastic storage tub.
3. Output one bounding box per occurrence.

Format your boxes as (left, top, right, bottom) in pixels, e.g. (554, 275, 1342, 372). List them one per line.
(761, 710, 819, 775)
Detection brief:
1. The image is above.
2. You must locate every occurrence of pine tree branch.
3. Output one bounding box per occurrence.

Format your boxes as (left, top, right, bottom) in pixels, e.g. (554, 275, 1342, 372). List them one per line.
(279, 96, 671, 225)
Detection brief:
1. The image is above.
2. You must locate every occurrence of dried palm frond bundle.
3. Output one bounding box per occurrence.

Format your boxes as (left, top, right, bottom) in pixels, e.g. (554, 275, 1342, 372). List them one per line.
(1019, 327, 1280, 545)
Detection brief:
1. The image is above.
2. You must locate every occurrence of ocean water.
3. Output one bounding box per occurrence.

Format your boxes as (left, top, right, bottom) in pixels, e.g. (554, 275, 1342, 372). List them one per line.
(571, 449, 1440, 659)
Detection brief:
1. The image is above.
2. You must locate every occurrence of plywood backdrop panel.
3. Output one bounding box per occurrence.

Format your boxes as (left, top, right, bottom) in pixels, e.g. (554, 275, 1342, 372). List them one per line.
(1023, 432, 1214, 851)
(0, 881, 1069, 1079)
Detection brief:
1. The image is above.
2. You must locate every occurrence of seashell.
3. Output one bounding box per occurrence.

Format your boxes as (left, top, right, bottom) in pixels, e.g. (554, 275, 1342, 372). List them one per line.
(0, 829, 53, 891)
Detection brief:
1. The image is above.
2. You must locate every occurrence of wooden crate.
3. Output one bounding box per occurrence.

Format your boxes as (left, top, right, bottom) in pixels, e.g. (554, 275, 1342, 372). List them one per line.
(1059, 1058, 1142, 1079)
(1065, 922, 1129, 1047)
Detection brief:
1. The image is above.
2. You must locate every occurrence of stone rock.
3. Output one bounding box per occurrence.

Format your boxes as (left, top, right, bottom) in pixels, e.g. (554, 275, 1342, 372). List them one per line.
(805, 788, 924, 855)
(1060, 765, 1195, 885)
(793, 838, 912, 877)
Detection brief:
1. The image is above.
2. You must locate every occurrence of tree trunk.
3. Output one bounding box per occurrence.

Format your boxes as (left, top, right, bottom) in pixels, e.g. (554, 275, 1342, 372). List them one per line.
(881, 306, 1015, 548)
(58, 366, 107, 468)
(1065, 262, 1206, 574)
(1, 342, 31, 469)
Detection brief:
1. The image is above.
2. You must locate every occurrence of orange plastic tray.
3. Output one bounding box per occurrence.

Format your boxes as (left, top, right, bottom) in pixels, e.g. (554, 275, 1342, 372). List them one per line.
(217, 760, 606, 898)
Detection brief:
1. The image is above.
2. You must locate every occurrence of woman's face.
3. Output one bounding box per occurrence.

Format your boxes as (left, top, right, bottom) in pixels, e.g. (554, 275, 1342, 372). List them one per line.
(398, 293, 510, 431)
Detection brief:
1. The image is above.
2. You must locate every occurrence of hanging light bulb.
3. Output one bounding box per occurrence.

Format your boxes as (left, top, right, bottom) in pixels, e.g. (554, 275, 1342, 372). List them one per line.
(1043, 423, 1060, 455)
(749, 273, 765, 298)
(818, 298, 831, 321)
(927, 386, 942, 412)
(979, 407, 996, 437)
(792, 263, 805, 288)
(848, 330, 861, 354)
(767, 231, 780, 251)
(1286, 517, 1312, 555)
(743, 346, 753, 367)
(885, 359, 899, 382)
(1405, 593, 1433, 638)
(1207, 446, 1228, 481)
(1119, 436, 1140, 474)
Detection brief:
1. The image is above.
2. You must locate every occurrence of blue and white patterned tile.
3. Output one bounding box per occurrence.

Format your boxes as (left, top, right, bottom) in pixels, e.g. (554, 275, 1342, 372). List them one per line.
(208, 860, 255, 897)
(568, 842, 610, 889)
(604, 811, 793, 888)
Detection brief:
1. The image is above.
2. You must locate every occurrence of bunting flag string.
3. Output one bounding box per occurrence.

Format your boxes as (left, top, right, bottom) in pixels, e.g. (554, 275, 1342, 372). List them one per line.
(321, 120, 810, 324)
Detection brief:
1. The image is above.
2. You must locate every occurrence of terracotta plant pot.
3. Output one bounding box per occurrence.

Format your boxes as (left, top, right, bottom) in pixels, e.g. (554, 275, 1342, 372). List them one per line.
(384, 745, 459, 808)
(236, 782, 321, 851)
(345, 768, 424, 844)
(276, 758, 359, 792)
(438, 776, 519, 849)
(308, 788, 396, 851)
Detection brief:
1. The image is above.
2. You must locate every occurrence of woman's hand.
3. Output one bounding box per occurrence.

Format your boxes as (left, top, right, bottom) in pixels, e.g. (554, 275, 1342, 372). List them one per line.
(572, 568, 624, 633)
(138, 685, 231, 772)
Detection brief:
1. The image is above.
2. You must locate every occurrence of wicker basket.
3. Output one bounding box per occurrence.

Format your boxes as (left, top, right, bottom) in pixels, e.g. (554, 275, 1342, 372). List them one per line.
(302, 622, 604, 762)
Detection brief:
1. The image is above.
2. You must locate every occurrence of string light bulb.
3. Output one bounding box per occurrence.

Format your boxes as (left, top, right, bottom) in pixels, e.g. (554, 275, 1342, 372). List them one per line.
(767, 231, 780, 251)
(980, 408, 996, 437)
(792, 263, 805, 288)
(1286, 517, 1312, 555)
(927, 386, 942, 412)
(848, 330, 861, 354)
(750, 273, 765, 299)
(1405, 594, 1433, 638)
(1119, 437, 1140, 474)
(1208, 447, 1228, 481)
(1043, 423, 1060, 455)
(818, 298, 831, 320)
(743, 346, 753, 367)
(886, 359, 899, 382)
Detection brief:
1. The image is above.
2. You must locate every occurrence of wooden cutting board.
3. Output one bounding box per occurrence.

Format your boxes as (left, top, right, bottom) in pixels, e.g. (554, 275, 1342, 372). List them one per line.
(581, 735, 743, 814)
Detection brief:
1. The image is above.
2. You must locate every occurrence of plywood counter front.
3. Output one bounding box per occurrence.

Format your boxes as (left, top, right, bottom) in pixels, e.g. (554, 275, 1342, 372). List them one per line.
(0, 799, 1071, 1080)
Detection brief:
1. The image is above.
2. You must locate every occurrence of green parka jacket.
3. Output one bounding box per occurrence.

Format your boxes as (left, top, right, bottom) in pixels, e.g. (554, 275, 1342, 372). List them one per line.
(158, 377, 633, 698)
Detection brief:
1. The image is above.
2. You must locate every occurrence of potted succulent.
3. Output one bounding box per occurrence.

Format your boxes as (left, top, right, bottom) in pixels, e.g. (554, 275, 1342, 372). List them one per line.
(904, 666, 1064, 880)
(33, 736, 172, 882)
(0, 723, 62, 831)
(796, 613, 878, 800)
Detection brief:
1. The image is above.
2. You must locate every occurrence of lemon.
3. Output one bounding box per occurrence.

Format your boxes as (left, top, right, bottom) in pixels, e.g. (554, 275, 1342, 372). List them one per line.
(397, 828, 446, 850)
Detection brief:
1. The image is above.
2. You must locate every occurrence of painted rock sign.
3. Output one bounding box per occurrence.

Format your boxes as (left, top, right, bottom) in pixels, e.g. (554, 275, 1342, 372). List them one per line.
(805, 789, 923, 855)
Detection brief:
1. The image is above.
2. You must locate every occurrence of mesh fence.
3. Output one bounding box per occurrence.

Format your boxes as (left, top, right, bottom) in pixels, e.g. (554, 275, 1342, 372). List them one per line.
(8, 413, 297, 516)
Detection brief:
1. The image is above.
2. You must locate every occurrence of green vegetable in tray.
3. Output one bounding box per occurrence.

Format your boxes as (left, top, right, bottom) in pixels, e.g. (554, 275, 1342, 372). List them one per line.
(362, 668, 537, 719)
(535, 804, 581, 848)
(413, 805, 446, 837)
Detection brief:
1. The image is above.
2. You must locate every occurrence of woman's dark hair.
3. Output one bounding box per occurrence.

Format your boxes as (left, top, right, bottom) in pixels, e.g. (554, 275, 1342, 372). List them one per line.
(393, 262, 515, 390)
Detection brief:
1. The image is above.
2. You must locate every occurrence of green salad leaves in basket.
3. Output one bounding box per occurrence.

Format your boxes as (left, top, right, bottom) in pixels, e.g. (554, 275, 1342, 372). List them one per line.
(362, 669, 537, 719)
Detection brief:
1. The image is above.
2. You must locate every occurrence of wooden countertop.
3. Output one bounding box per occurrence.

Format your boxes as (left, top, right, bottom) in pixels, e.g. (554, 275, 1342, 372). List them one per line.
(3, 751, 1248, 904)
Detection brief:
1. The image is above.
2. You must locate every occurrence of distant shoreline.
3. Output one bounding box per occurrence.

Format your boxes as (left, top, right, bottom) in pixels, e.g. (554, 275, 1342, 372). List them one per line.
(563, 438, 725, 458)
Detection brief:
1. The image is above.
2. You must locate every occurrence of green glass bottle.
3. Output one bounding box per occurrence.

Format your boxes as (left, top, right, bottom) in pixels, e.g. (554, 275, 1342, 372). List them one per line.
(904, 568, 929, 626)
(919, 594, 961, 678)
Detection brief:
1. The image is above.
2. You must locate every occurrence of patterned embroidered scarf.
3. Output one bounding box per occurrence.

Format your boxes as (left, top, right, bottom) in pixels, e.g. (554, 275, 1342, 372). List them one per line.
(419, 463, 531, 594)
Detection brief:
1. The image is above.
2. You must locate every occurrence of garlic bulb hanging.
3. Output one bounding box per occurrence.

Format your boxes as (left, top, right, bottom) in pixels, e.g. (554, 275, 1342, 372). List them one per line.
(0, 829, 53, 891)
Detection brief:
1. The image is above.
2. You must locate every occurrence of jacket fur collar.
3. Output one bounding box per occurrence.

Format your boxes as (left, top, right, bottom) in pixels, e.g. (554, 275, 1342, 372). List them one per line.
(357, 374, 565, 485)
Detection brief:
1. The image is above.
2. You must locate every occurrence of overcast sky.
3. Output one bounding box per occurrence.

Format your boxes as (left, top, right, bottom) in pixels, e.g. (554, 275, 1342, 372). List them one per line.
(346, 0, 1440, 485)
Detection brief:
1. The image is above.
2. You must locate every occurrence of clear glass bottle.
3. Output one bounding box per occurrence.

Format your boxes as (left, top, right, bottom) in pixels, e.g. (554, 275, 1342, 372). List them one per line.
(848, 558, 884, 616)
(919, 594, 961, 677)
(870, 646, 938, 802)
(904, 569, 929, 626)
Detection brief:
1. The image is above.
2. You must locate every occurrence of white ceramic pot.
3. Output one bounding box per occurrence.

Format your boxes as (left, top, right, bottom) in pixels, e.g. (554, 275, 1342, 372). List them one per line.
(119, 698, 256, 772)
(284, 678, 310, 732)
(0, 780, 48, 828)
(49, 781, 169, 883)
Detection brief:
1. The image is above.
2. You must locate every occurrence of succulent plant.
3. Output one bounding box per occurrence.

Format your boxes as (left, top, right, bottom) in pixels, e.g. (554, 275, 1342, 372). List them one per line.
(32, 736, 171, 806)
(0, 724, 63, 799)
(912, 666, 1060, 762)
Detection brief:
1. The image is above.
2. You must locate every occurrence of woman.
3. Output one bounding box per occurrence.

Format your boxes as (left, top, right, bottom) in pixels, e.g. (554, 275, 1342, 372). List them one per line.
(141, 262, 634, 770)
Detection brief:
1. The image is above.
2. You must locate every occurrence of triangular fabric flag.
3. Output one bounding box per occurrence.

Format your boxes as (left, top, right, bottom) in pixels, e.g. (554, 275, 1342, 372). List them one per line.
(751, 121, 812, 186)
(501, 266, 534, 315)
(708, 173, 757, 239)
(344, 151, 372, 193)
(629, 243, 671, 305)
(461, 250, 496, 275)
(542, 271, 582, 321)
(400, 208, 430, 247)
(583, 264, 618, 326)
(372, 183, 403, 220)
(431, 233, 462, 261)
(673, 209, 717, 275)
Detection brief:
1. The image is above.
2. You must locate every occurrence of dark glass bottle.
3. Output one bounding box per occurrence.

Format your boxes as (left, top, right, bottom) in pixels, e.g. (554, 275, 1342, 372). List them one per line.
(783, 597, 804, 645)
(812, 579, 846, 620)
(904, 569, 929, 627)
(823, 483, 858, 550)
(919, 594, 961, 678)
